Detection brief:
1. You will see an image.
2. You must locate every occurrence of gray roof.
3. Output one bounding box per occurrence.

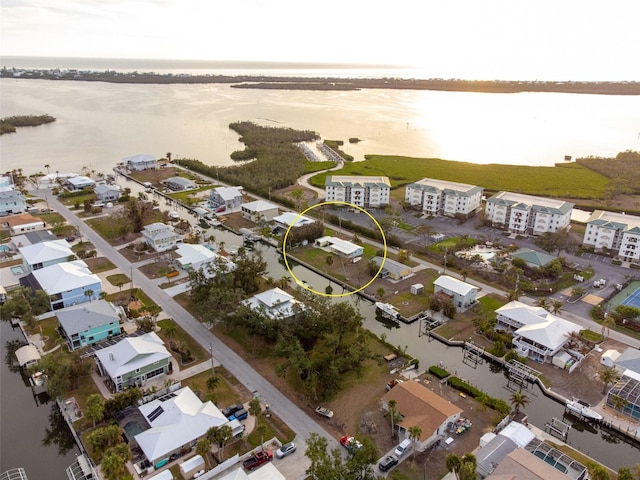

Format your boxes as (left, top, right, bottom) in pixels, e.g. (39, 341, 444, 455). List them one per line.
(476, 435, 519, 477)
(165, 176, 195, 188)
(407, 178, 483, 197)
(372, 256, 411, 276)
(325, 175, 390, 189)
(511, 248, 557, 267)
(57, 300, 120, 336)
(615, 347, 640, 375)
(487, 192, 573, 215)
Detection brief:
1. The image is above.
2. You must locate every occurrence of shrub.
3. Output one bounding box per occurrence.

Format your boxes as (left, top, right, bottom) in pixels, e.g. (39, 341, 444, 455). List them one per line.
(429, 365, 450, 379)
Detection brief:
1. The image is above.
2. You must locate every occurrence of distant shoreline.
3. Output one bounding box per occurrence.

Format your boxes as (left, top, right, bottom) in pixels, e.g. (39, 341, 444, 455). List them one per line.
(2, 68, 639, 95)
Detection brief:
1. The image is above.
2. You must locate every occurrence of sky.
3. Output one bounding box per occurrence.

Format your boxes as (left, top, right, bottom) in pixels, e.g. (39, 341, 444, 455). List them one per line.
(1, 0, 640, 81)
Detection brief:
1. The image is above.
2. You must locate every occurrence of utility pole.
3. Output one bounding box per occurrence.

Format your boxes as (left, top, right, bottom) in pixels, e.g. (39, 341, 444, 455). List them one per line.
(210, 343, 215, 374)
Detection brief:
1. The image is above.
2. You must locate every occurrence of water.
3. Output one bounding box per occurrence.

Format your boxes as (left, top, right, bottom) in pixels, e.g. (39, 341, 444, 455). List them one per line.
(0, 321, 80, 479)
(1, 78, 638, 176)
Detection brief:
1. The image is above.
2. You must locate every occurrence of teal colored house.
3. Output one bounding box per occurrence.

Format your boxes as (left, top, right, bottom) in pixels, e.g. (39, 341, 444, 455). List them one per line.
(57, 300, 122, 351)
(94, 332, 171, 392)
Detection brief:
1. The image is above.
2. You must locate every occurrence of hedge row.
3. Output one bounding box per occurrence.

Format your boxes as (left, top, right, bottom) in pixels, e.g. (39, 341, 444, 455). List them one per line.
(428, 365, 450, 379)
(447, 376, 510, 415)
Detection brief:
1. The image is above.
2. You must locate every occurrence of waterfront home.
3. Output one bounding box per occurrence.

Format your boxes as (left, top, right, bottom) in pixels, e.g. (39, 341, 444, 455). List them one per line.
(486, 445, 585, 480)
(495, 300, 553, 331)
(208, 186, 243, 211)
(57, 300, 122, 351)
(94, 332, 171, 392)
(20, 260, 102, 310)
(614, 347, 640, 375)
(95, 183, 121, 202)
(15, 344, 42, 368)
(19, 239, 73, 272)
(218, 464, 285, 480)
(476, 422, 535, 477)
(243, 287, 304, 320)
(10, 230, 58, 249)
(381, 381, 462, 452)
(606, 370, 640, 421)
(433, 275, 479, 311)
(241, 199, 280, 223)
(1, 213, 45, 235)
(0, 186, 28, 215)
(66, 175, 95, 191)
(175, 243, 235, 277)
(582, 210, 640, 262)
(325, 175, 390, 208)
(273, 212, 315, 230)
(485, 192, 573, 236)
(512, 316, 580, 363)
(405, 178, 483, 217)
(0, 175, 11, 187)
(163, 176, 196, 191)
(314, 236, 363, 259)
(510, 248, 557, 268)
(124, 154, 157, 171)
(134, 386, 230, 466)
(372, 256, 412, 280)
(141, 222, 183, 252)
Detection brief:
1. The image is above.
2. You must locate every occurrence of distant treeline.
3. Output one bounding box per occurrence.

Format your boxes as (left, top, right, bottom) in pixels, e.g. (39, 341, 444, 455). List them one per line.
(1, 114, 55, 134)
(575, 150, 640, 195)
(3, 67, 639, 95)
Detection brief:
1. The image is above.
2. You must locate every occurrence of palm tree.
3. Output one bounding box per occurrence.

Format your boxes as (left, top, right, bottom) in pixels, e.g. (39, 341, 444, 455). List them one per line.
(446, 453, 462, 480)
(551, 299, 564, 315)
(44, 164, 51, 174)
(535, 298, 550, 310)
(387, 399, 400, 439)
(84, 289, 94, 303)
(256, 423, 268, 451)
(195, 437, 212, 469)
(598, 366, 620, 394)
(163, 320, 177, 339)
(408, 425, 422, 459)
(509, 391, 530, 416)
(601, 316, 616, 338)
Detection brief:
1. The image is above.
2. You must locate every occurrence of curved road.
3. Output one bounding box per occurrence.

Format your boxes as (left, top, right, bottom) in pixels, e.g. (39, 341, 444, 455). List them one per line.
(40, 190, 339, 473)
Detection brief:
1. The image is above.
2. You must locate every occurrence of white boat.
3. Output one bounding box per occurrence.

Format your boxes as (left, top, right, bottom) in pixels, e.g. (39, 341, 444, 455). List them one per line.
(375, 302, 400, 320)
(566, 399, 603, 421)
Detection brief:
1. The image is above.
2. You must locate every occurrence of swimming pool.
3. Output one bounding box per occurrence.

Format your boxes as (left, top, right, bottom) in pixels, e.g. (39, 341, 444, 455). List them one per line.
(455, 245, 498, 263)
(11, 265, 24, 275)
(0, 245, 9, 252)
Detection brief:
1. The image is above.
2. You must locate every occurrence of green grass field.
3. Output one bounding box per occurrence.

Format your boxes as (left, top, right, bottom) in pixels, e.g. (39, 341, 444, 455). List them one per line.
(310, 156, 610, 199)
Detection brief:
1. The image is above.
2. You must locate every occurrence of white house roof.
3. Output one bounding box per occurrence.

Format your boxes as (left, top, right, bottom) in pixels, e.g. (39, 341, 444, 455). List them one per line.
(498, 421, 535, 447)
(244, 287, 303, 319)
(67, 176, 95, 187)
(213, 186, 243, 201)
(124, 154, 157, 164)
(31, 260, 100, 294)
(135, 387, 228, 462)
(515, 317, 580, 351)
(219, 464, 285, 480)
(316, 236, 362, 256)
(274, 212, 314, 228)
(56, 300, 120, 336)
(175, 244, 216, 267)
(495, 301, 552, 326)
(434, 275, 479, 296)
(19, 239, 72, 265)
(95, 332, 171, 379)
(95, 183, 121, 195)
(165, 176, 196, 188)
(15, 344, 41, 367)
(241, 200, 279, 213)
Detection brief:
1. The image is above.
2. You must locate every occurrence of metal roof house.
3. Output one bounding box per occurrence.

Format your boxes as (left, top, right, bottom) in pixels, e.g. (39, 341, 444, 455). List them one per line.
(241, 200, 280, 222)
(163, 176, 196, 191)
(66, 175, 95, 191)
(314, 236, 363, 259)
(0, 186, 28, 215)
(372, 256, 412, 280)
(208, 186, 243, 210)
(57, 300, 122, 351)
(273, 212, 315, 229)
(243, 287, 305, 320)
(95, 332, 171, 392)
(19, 239, 73, 272)
(124, 154, 157, 171)
(433, 275, 479, 311)
(513, 316, 581, 363)
(95, 183, 121, 202)
(141, 223, 183, 252)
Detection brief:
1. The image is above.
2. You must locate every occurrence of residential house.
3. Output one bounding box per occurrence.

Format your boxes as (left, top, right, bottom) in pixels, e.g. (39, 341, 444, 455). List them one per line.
(66, 175, 96, 191)
(19, 239, 73, 272)
(241, 200, 280, 223)
(175, 243, 235, 278)
(208, 186, 243, 211)
(485, 192, 574, 236)
(314, 236, 363, 259)
(606, 369, 640, 421)
(124, 154, 157, 171)
(15, 344, 42, 368)
(0, 175, 11, 187)
(0, 186, 28, 215)
(614, 347, 640, 375)
(405, 178, 483, 217)
(582, 210, 640, 262)
(511, 248, 557, 268)
(2, 213, 45, 235)
(381, 381, 462, 452)
(433, 275, 479, 311)
(325, 175, 390, 208)
(512, 316, 581, 363)
(164, 176, 196, 191)
(141, 223, 183, 252)
(95, 332, 171, 392)
(57, 300, 122, 351)
(10, 230, 58, 249)
(372, 256, 412, 280)
(218, 464, 285, 480)
(134, 386, 230, 466)
(487, 445, 585, 480)
(244, 287, 304, 320)
(20, 260, 102, 310)
(477, 423, 534, 477)
(495, 300, 553, 332)
(273, 212, 315, 230)
(95, 183, 121, 202)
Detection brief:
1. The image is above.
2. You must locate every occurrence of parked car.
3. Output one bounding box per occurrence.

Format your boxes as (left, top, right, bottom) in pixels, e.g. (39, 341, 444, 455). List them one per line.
(378, 455, 399, 472)
(276, 442, 297, 459)
(242, 450, 273, 471)
(222, 403, 244, 418)
(315, 406, 334, 419)
(394, 439, 412, 457)
(340, 435, 363, 453)
(229, 408, 248, 421)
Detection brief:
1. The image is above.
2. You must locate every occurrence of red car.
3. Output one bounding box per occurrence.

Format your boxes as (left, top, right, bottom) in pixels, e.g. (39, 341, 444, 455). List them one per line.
(340, 435, 363, 453)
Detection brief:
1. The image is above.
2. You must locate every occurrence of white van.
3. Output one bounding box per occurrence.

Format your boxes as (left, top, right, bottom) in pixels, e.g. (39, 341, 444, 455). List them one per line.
(394, 439, 412, 457)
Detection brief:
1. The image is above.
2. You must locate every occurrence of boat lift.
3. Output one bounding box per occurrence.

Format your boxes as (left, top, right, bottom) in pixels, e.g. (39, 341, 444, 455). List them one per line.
(462, 341, 485, 369)
(506, 360, 541, 391)
(545, 417, 571, 439)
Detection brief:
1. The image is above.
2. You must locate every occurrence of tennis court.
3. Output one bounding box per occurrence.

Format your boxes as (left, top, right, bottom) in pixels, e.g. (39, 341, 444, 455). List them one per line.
(621, 288, 640, 309)
(608, 281, 640, 310)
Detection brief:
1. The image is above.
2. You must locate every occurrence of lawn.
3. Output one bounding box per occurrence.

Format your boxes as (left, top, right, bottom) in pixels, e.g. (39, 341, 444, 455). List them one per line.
(38, 212, 65, 225)
(155, 318, 209, 371)
(310, 156, 610, 199)
(166, 186, 214, 205)
(25, 315, 64, 351)
(71, 240, 95, 253)
(106, 273, 130, 286)
(178, 366, 242, 407)
(60, 192, 97, 208)
(105, 288, 157, 308)
(84, 257, 116, 273)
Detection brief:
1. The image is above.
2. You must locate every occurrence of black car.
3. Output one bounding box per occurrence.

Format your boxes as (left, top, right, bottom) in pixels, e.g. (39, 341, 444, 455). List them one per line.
(378, 455, 399, 472)
(222, 403, 244, 418)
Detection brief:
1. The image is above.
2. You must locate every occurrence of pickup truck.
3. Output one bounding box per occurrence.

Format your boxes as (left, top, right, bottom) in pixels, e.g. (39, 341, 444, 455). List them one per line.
(242, 450, 273, 471)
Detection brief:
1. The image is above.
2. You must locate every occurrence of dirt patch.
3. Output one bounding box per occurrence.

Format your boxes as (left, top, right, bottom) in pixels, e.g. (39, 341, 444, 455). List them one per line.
(223, 212, 261, 231)
(129, 167, 177, 187)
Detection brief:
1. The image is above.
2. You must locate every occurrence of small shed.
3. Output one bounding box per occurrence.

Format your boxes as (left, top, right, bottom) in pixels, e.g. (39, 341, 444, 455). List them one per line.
(600, 349, 621, 368)
(411, 283, 424, 295)
(552, 351, 572, 369)
(179, 454, 205, 479)
(15, 344, 41, 368)
(148, 470, 174, 480)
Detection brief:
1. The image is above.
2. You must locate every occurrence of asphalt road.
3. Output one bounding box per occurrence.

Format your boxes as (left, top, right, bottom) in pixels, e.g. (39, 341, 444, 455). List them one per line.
(40, 190, 339, 476)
